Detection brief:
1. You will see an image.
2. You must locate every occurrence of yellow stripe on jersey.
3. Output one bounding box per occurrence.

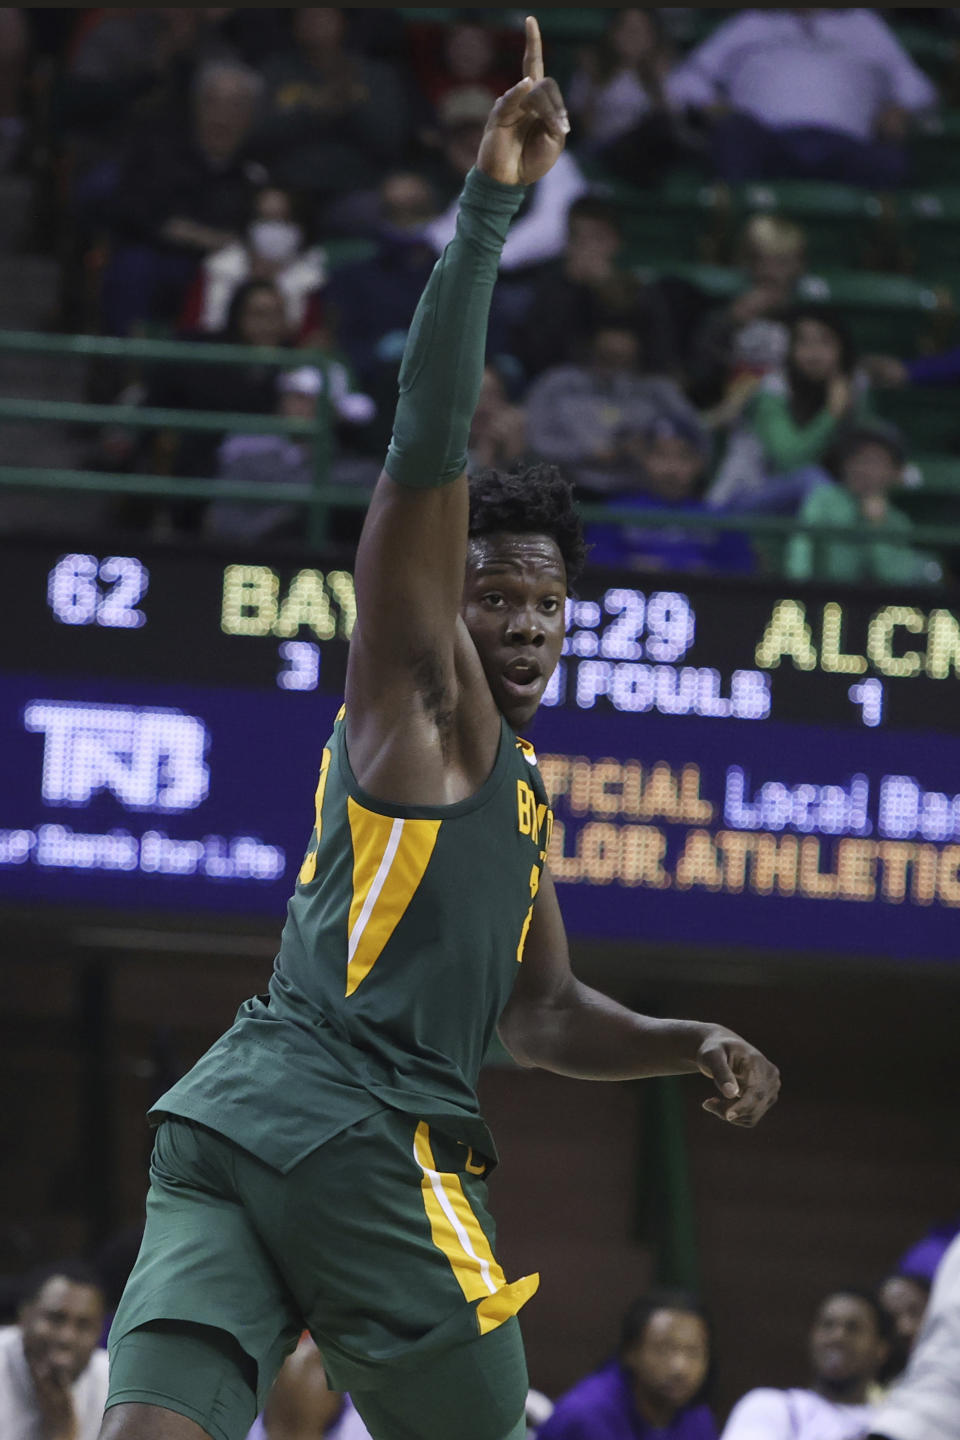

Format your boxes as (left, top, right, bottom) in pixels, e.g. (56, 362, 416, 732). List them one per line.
(413, 1123, 540, 1335)
(298, 747, 332, 886)
(345, 800, 440, 997)
(413, 1122, 505, 1303)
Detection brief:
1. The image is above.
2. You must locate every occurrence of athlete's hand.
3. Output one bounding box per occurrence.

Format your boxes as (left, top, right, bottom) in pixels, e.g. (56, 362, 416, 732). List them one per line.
(477, 16, 569, 187)
(696, 1027, 780, 1128)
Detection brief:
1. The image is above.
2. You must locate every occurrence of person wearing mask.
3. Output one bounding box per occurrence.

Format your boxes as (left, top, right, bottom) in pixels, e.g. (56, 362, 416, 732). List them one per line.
(0, 1261, 108, 1440)
(721, 1289, 891, 1440)
(188, 186, 327, 339)
(538, 1289, 717, 1440)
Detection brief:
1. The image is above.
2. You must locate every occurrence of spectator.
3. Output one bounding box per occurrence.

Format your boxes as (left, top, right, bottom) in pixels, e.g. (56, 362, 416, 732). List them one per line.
(423, 87, 588, 273)
(868, 1233, 960, 1440)
(686, 214, 808, 411)
(567, 9, 693, 186)
(668, 9, 937, 187)
(101, 59, 266, 335)
(205, 363, 376, 543)
(184, 185, 327, 339)
(784, 422, 933, 585)
(468, 362, 528, 474)
(513, 196, 679, 382)
(708, 308, 863, 514)
(526, 323, 706, 498)
(108, 277, 293, 536)
(248, 1332, 372, 1439)
(254, 7, 409, 208)
(720, 1289, 890, 1440)
(877, 1275, 931, 1384)
(323, 170, 439, 389)
(865, 344, 960, 393)
(538, 1287, 717, 1440)
(586, 414, 754, 575)
(425, 19, 515, 112)
(0, 1260, 108, 1440)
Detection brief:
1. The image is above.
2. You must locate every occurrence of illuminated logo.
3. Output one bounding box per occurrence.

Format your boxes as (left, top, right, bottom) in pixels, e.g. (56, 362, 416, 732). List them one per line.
(23, 701, 210, 812)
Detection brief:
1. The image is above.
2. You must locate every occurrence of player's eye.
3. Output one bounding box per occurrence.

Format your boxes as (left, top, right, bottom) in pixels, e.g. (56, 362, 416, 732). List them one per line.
(541, 596, 561, 613)
(483, 592, 505, 607)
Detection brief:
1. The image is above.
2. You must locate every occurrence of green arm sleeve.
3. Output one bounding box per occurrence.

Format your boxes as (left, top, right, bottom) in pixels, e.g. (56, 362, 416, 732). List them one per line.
(751, 390, 840, 472)
(385, 167, 526, 488)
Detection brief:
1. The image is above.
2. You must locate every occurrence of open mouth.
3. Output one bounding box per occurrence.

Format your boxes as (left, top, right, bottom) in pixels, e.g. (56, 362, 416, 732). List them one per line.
(501, 657, 543, 699)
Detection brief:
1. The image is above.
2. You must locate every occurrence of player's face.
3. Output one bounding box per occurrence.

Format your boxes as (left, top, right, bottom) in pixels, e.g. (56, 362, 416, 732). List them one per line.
(624, 1309, 710, 1415)
(20, 1278, 104, 1385)
(809, 1294, 887, 1389)
(462, 532, 567, 729)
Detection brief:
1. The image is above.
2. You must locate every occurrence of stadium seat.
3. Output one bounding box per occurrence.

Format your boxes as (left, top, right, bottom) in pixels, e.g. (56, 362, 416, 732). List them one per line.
(909, 111, 960, 188)
(874, 387, 960, 453)
(731, 180, 890, 270)
(587, 170, 732, 266)
(794, 269, 951, 353)
(898, 185, 960, 281)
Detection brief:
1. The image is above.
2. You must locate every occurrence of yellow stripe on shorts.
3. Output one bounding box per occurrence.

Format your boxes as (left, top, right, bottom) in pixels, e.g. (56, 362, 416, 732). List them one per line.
(413, 1122, 539, 1334)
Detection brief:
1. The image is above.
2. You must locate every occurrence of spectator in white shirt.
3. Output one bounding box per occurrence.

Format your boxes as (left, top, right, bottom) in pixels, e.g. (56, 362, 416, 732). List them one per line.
(721, 1289, 891, 1440)
(869, 1235, 960, 1440)
(0, 1261, 109, 1440)
(668, 9, 937, 187)
(422, 87, 588, 273)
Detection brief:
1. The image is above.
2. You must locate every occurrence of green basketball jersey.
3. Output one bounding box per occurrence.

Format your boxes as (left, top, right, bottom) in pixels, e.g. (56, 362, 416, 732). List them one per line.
(151, 710, 553, 1173)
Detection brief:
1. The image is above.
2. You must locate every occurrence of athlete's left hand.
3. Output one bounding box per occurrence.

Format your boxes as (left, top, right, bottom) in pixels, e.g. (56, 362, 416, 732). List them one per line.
(696, 1027, 780, 1128)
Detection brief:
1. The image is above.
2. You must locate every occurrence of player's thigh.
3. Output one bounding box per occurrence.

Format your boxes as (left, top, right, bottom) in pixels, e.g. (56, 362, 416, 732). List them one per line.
(100, 1397, 216, 1439)
(107, 1120, 301, 1434)
(350, 1315, 529, 1440)
(237, 1112, 535, 1425)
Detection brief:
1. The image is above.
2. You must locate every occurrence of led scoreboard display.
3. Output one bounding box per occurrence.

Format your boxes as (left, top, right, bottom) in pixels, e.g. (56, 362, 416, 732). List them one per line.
(2, 538, 959, 966)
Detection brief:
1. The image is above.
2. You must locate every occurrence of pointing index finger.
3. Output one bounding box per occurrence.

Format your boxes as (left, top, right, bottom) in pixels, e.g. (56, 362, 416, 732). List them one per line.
(524, 15, 544, 83)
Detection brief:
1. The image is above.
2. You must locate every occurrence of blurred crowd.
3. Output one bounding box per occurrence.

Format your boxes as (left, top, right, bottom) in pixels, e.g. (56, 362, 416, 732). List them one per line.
(2, 7, 960, 578)
(1, 1212, 957, 1439)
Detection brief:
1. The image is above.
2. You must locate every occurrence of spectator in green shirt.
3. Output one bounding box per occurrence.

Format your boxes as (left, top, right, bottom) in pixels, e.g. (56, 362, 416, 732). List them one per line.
(785, 422, 930, 584)
(709, 307, 865, 514)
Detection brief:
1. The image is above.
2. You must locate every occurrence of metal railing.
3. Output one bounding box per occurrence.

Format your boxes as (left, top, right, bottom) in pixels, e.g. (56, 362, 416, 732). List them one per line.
(0, 329, 959, 564)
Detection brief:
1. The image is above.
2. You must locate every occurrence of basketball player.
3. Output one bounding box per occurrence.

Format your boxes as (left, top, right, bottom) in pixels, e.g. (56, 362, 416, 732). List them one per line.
(100, 21, 779, 1440)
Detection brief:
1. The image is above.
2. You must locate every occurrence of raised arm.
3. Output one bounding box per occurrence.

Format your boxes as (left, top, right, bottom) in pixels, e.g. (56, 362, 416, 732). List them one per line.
(345, 19, 568, 800)
(498, 869, 780, 1127)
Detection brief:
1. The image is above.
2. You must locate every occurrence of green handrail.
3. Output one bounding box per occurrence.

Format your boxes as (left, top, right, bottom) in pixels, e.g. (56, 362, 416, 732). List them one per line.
(0, 327, 958, 556)
(0, 329, 316, 367)
(0, 463, 957, 551)
(0, 396, 316, 435)
(0, 328, 336, 542)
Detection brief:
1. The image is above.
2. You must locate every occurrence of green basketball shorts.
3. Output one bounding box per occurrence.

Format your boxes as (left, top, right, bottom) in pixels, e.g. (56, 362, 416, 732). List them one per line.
(106, 1112, 538, 1440)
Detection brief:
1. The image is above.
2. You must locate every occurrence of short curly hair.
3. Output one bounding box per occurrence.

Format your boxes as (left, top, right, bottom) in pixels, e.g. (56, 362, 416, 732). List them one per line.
(467, 462, 586, 590)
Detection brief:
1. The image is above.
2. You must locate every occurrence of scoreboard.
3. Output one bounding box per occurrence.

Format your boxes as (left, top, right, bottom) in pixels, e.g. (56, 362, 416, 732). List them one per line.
(2, 537, 959, 966)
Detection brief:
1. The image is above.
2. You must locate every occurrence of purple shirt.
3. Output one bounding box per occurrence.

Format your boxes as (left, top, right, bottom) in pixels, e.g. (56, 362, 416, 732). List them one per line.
(538, 1362, 718, 1440)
